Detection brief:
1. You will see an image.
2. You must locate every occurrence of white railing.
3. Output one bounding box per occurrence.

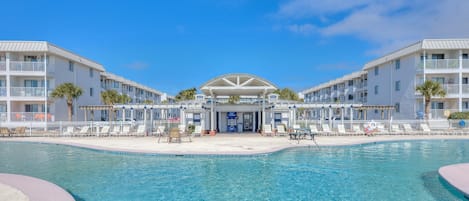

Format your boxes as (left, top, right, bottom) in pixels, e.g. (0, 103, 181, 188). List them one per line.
(0, 87, 6, 96)
(430, 109, 459, 119)
(0, 61, 5, 71)
(463, 84, 469, 94)
(463, 59, 469, 69)
(10, 61, 45, 72)
(442, 84, 459, 95)
(419, 59, 459, 70)
(10, 87, 49, 97)
(10, 112, 53, 122)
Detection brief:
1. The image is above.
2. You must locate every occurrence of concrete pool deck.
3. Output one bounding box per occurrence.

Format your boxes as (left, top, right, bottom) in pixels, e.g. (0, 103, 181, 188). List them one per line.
(439, 163, 469, 198)
(2, 134, 469, 155)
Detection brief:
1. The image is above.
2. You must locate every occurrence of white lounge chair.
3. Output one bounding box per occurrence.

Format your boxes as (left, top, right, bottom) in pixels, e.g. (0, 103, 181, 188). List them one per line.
(337, 124, 347, 135)
(121, 125, 130, 136)
(193, 125, 202, 137)
(134, 125, 146, 136)
(262, 124, 274, 136)
(100, 126, 110, 135)
(352, 125, 363, 135)
(155, 126, 166, 143)
(420, 124, 431, 133)
(309, 125, 319, 133)
(402, 124, 415, 134)
(110, 126, 121, 136)
(293, 124, 301, 131)
(391, 124, 402, 133)
(63, 126, 74, 136)
(321, 124, 332, 135)
(77, 126, 90, 136)
(178, 125, 186, 134)
(276, 125, 288, 136)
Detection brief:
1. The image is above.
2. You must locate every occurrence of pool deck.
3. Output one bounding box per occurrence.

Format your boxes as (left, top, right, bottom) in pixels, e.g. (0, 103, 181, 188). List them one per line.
(439, 163, 469, 197)
(1, 134, 469, 200)
(0, 173, 74, 201)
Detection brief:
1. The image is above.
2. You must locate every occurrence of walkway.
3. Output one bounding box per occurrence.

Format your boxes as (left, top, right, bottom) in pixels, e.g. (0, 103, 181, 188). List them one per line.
(439, 163, 469, 197)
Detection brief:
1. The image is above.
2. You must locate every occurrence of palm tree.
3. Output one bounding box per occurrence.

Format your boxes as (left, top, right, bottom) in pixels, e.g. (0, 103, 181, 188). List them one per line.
(416, 80, 446, 119)
(100, 90, 121, 121)
(51, 83, 83, 121)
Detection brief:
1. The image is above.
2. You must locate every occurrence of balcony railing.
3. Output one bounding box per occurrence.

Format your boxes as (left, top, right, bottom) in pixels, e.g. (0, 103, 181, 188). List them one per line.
(418, 59, 459, 70)
(0, 61, 5, 71)
(463, 84, 469, 94)
(463, 59, 469, 69)
(430, 109, 459, 119)
(11, 112, 53, 122)
(0, 87, 6, 96)
(442, 84, 459, 95)
(10, 61, 45, 72)
(10, 87, 49, 97)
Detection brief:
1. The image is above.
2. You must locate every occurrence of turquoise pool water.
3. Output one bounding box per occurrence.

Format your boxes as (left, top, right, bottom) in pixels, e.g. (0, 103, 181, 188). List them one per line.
(0, 140, 467, 201)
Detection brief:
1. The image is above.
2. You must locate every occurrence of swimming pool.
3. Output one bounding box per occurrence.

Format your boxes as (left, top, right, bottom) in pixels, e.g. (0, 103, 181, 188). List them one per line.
(0, 140, 466, 201)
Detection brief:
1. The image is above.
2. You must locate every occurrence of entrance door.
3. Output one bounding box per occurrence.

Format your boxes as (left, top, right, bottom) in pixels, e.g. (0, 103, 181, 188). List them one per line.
(243, 113, 253, 131)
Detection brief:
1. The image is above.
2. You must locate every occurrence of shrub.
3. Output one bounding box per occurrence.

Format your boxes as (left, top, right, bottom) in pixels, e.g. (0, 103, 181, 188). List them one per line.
(448, 112, 469, 119)
(187, 124, 195, 133)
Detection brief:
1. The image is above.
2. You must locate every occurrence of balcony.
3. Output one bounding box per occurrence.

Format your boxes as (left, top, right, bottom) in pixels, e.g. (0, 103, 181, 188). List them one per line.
(463, 84, 469, 94)
(442, 84, 459, 95)
(463, 59, 469, 69)
(418, 59, 459, 71)
(430, 109, 459, 119)
(10, 87, 49, 97)
(10, 61, 45, 72)
(0, 87, 6, 96)
(11, 112, 53, 122)
(0, 61, 5, 71)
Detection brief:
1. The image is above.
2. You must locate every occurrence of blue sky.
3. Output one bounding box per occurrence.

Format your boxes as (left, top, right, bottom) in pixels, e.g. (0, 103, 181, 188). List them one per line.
(2, 0, 469, 95)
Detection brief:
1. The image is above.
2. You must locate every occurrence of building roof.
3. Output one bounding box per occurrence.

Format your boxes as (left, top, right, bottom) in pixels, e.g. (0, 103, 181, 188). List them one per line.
(200, 73, 278, 96)
(364, 39, 469, 70)
(0, 41, 104, 71)
(302, 71, 366, 94)
(101, 72, 165, 96)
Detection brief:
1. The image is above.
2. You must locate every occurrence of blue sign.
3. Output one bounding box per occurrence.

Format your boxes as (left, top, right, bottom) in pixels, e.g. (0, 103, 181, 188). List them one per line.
(227, 112, 237, 119)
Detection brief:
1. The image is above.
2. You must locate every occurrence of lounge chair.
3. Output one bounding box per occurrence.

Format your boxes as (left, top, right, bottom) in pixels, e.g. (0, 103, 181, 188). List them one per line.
(178, 125, 186, 134)
(156, 126, 166, 143)
(76, 126, 90, 136)
(391, 124, 402, 134)
(352, 125, 363, 135)
(63, 126, 74, 136)
(12, 127, 26, 137)
(100, 126, 110, 136)
(276, 125, 288, 136)
(168, 127, 181, 143)
(293, 124, 301, 131)
(402, 124, 415, 135)
(309, 125, 319, 133)
(121, 125, 130, 136)
(420, 124, 431, 133)
(0, 127, 10, 137)
(134, 125, 146, 136)
(262, 124, 274, 136)
(337, 124, 347, 135)
(192, 125, 202, 137)
(321, 124, 332, 135)
(110, 126, 120, 136)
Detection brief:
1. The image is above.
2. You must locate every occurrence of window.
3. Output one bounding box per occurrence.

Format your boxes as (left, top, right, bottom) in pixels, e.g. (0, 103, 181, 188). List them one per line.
(89, 68, 93, 77)
(463, 54, 468, 59)
(90, 88, 93, 97)
(348, 80, 353, 86)
(69, 61, 74, 72)
(348, 95, 353, 100)
(374, 67, 379, 75)
(462, 101, 469, 109)
(374, 85, 379, 95)
(431, 77, 445, 84)
(395, 103, 400, 113)
(463, 77, 468, 84)
(395, 81, 401, 91)
(25, 104, 39, 112)
(432, 54, 444, 60)
(333, 85, 338, 90)
(395, 59, 400, 70)
(24, 80, 39, 87)
(24, 56, 38, 62)
(431, 102, 444, 109)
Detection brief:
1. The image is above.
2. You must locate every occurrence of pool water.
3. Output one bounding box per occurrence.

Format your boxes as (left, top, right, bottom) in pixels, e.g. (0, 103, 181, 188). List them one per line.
(0, 140, 467, 201)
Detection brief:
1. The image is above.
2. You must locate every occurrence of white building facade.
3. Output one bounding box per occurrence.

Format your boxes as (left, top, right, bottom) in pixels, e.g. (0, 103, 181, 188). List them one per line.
(0, 41, 169, 124)
(303, 39, 469, 120)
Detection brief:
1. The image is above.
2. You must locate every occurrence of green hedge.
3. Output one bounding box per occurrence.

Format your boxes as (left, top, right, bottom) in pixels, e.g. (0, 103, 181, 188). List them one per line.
(448, 112, 469, 119)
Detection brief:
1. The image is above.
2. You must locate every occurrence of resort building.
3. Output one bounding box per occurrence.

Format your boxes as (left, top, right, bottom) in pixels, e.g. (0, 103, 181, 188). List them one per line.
(303, 39, 469, 119)
(0, 41, 170, 125)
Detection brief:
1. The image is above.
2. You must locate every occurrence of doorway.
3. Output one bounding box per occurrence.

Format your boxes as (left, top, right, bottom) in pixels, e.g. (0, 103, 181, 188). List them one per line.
(243, 113, 253, 131)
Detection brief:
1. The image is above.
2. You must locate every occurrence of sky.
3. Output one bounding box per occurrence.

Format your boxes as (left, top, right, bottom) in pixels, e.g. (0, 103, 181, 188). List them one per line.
(2, 0, 469, 95)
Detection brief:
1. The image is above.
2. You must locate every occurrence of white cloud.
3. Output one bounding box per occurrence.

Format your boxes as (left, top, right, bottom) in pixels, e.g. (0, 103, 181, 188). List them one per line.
(286, 24, 317, 35)
(276, 0, 469, 55)
(126, 61, 149, 70)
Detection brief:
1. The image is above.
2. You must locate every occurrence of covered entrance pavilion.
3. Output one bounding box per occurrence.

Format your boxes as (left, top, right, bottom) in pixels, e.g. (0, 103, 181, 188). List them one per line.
(198, 73, 277, 133)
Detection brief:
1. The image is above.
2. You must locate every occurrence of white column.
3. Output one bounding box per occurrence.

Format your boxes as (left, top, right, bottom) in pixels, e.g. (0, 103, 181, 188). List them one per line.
(252, 111, 256, 132)
(328, 106, 332, 128)
(422, 50, 426, 117)
(459, 50, 463, 112)
(211, 97, 214, 131)
(5, 52, 10, 122)
(44, 53, 48, 130)
(262, 94, 265, 126)
(350, 106, 354, 128)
